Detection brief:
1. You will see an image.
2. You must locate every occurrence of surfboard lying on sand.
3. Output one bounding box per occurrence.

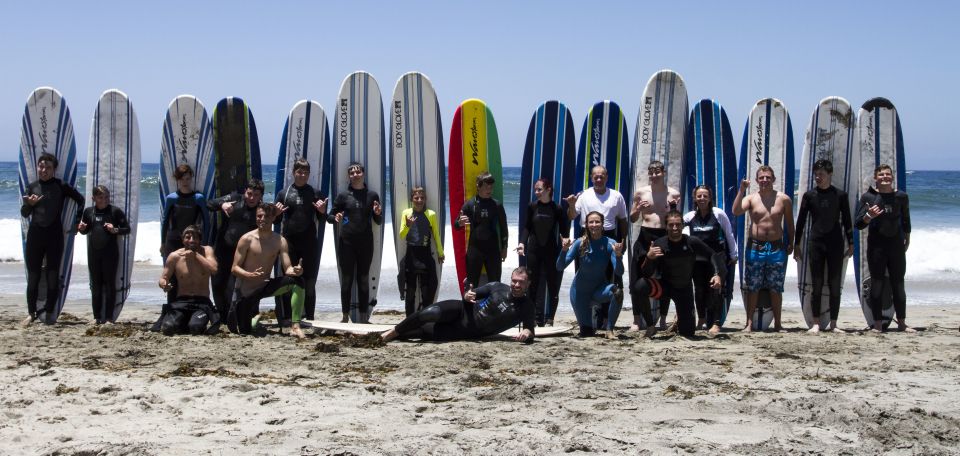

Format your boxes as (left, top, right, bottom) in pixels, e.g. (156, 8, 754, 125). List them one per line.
(309, 321, 572, 338)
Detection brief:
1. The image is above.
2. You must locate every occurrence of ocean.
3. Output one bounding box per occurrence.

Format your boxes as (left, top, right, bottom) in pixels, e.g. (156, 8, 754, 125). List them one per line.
(2, 162, 958, 314)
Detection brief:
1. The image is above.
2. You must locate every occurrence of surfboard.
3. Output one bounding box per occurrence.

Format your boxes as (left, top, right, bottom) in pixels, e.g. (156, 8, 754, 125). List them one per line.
(853, 97, 905, 329)
(273, 100, 331, 284)
(390, 72, 446, 305)
(18, 87, 80, 323)
(159, 95, 216, 244)
(213, 97, 262, 255)
(736, 98, 795, 331)
(574, 100, 631, 238)
(309, 320, 571, 338)
(86, 89, 141, 321)
(333, 71, 387, 321)
(797, 97, 855, 329)
(685, 99, 738, 326)
(448, 98, 503, 294)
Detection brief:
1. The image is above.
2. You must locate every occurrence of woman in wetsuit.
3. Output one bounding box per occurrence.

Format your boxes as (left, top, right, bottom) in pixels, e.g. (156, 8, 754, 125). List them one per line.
(683, 185, 738, 334)
(78, 185, 130, 324)
(517, 178, 570, 326)
(556, 211, 624, 338)
(398, 187, 444, 316)
(160, 164, 207, 259)
(327, 162, 383, 323)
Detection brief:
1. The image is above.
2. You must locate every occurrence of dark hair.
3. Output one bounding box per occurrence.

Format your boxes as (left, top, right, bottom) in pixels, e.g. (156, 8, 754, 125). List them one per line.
(246, 178, 265, 194)
(92, 185, 110, 197)
(511, 266, 529, 278)
(813, 159, 833, 174)
(181, 224, 202, 241)
(293, 158, 310, 173)
(534, 177, 553, 196)
(476, 172, 495, 188)
(874, 164, 893, 177)
(347, 161, 364, 173)
(692, 185, 714, 210)
(665, 210, 684, 222)
(174, 164, 193, 180)
(37, 153, 58, 169)
(411, 186, 426, 199)
(256, 202, 279, 218)
(647, 161, 664, 173)
(579, 211, 606, 258)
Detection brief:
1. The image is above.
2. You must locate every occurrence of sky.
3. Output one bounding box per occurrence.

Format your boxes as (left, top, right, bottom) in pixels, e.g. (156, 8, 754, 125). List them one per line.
(2, 1, 957, 169)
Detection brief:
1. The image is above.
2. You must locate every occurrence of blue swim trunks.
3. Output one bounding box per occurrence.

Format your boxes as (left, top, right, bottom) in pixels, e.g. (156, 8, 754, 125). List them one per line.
(742, 240, 786, 293)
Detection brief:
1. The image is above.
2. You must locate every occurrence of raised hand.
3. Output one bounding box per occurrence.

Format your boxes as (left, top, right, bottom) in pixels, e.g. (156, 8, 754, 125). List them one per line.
(315, 197, 328, 214)
(274, 202, 289, 214)
(372, 200, 382, 216)
(405, 213, 416, 227)
(23, 194, 44, 206)
(565, 193, 578, 207)
(646, 241, 663, 260)
(561, 238, 573, 252)
(515, 243, 525, 257)
(335, 212, 344, 223)
(291, 259, 303, 276)
(222, 202, 235, 216)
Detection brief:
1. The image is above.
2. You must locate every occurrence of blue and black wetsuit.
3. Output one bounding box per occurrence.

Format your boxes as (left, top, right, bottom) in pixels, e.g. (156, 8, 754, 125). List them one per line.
(79, 205, 130, 323)
(455, 196, 508, 289)
(21, 178, 84, 321)
(276, 184, 324, 320)
(557, 236, 623, 334)
(520, 199, 569, 325)
(161, 191, 207, 258)
(684, 208, 738, 327)
(856, 187, 910, 323)
(394, 282, 535, 341)
(206, 193, 258, 319)
(795, 185, 853, 322)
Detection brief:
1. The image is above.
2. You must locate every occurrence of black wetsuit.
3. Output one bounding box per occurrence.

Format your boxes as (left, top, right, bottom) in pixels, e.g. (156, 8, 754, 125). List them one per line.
(795, 185, 853, 321)
(455, 196, 508, 289)
(328, 186, 382, 318)
(79, 205, 130, 323)
(394, 282, 535, 341)
(520, 200, 570, 325)
(634, 235, 725, 337)
(161, 296, 220, 336)
(21, 178, 84, 321)
(206, 193, 258, 320)
(685, 210, 731, 327)
(276, 184, 323, 320)
(228, 276, 305, 335)
(855, 187, 910, 322)
(629, 226, 666, 326)
(161, 191, 206, 257)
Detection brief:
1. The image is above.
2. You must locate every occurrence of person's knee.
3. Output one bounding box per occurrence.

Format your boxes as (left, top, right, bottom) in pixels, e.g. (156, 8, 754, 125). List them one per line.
(161, 319, 179, 336)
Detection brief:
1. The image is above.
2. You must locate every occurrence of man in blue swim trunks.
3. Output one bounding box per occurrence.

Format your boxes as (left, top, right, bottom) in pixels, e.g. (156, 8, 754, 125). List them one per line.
(732, 165, 794, 332)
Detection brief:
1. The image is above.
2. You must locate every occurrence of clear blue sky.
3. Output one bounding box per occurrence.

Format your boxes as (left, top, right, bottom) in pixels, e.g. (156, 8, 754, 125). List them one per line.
(2, 1, 956, 169)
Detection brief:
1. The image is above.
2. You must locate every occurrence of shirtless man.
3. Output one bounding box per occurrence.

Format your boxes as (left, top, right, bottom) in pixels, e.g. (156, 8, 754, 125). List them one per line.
(732, 166, 794, 332)
(229, 203, 306, 338)
(157, 225, 220, 335)
(628, 161, 681, 331)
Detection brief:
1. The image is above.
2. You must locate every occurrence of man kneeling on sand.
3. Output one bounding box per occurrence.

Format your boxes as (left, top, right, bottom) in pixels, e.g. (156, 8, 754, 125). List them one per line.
(228, 203, 306, 338)
(157, 225, 220, 336)
(381, 267, 535, 343)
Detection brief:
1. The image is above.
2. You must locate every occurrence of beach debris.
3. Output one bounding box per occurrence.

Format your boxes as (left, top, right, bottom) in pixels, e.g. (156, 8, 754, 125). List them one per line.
(54, 384, 78, 395)
(84, 323, 143, 338)
(314, 341, 341, 353)
(339, 333, 385, 348)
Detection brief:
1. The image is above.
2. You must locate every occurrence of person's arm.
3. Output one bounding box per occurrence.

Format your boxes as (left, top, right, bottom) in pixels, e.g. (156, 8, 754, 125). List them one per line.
(839, 190, 854, 247)
(609, 238, 624, 276)
(64, 183, 85, 225)
(280, 237, 303, 276)
(715, 209, 739, 262)
(207, 191, 240, 212)
(160, 194, 175, 244)
(112, 207, 131, 235)
(78, 208, 91, 234)
(231, 235, 254, 278)
(454, 199, 472, 230)
(427, 209, 444, 260)
(196, 245, 218, 274)
(370, 192, 384, 225)
(497, 202, 508, 257)
(519, 296, 536, 341)
(854, 193, 872, 230)
(326, 193, 344, 224)
(472, 282, 495, 300)
(519, 202, 533, 246)
(615, 194, 628, 243)
(732, 180, 750, 216)
(556, 238, 579, 271)
(901, 192, 911, 250)
(566, 193, 579, 221)
(158, 255, 177, 292)
(398, 207, 412, 239)
(783, 196, 795, 254)
(20, 185, 35, 217)
(794, 192, 809, 248)
(558, 201, 571, 239)
(194, 193, 209, 233)
(640, 240, 661, 277)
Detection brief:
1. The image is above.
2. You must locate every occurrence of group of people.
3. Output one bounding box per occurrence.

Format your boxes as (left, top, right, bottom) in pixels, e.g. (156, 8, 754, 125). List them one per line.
(20, 150, 913, 342)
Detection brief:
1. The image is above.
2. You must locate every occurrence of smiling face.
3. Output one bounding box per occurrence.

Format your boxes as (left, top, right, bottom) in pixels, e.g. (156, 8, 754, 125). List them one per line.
(256, 206, 276, 230)
(591, 167, 608, 190)
(412, 192, 426, 211)
(182, 231, 201, 251)
(647, 166, 664, 185)
(694, 188, 711, 211)
(534, 181, 552, 202)
(586, 212, 604, 239)
(93, 190, 110, 209)
(348, 166, 365, 188)
(244, 187, 263, 207)
(666, 213, 684, 240)
(293, 167, 310, 187)
(37, 159, 55, 181)
(756, 170, 775, 191)
(874, 167, 894, 189)
(510, 270, 529, 297)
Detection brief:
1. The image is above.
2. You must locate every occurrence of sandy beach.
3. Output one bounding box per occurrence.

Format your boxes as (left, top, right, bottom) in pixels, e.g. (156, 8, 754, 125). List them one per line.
(1, 293, 959, 456)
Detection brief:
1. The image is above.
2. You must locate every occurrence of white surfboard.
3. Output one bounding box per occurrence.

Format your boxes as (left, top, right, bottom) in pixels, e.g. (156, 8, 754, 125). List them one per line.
(390, 72, 445, 305)
(18, 87, 81, 323)
(86, 89, 141, 321)
(333, 71, 386, 322)
(736, 98, 795, 331)
(159, 95, 215, 243)
(309, 320, 572, 338)
(853, 98, 905, 329)
(797, 97, 854, 329)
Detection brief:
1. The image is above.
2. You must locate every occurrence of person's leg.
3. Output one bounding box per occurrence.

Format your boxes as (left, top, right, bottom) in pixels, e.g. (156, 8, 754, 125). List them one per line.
(187, 310, 210, 335)
(673, 286, 696, 338)
(211, 244, 234, 320)
(691, 261, 711, 329)
(87, 247, 104, 322)
(808, 242, 827, 330)
(404, 269, 418, 317)
(24, 227, 45, 320)
(102, 246, 119, 322)
(354, 233, 374, 320)
(299, 233, 319, 320)
(389, 299, 464, 340)
(338, 237, 359, 321)
(768, 249, 787, 331)
(592, 283, 620, 334)
(742, 246, 763, 332)
(419, 258, 438, 314)
(867, 245, 888, 330)
(888, 243, 911, 331)
(526, 246, 544, 325)
(568, 280, 594, 335)
(483, 244, 502, 286)
(161, 308, 189, 336)
(465, 245, 483, 290)
(629, 277, 658, 331)
(42, 228, 65, 320)
(825, 243, 845, 331)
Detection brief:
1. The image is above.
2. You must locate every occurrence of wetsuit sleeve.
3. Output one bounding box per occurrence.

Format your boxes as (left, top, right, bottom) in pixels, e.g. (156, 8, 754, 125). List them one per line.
(520, 297, 536, 334)
(794, 192, 810, 246)
(691, 236, 724, 278)
(558, 201, 571, 238)
(497, 202, 508, 250)
(160, 193, 176, 243)
(370, 191, 383, 225)
(454, 199, 473, 230)
(64, 183, 85, 224)
(716, 209, 738, 260)
(473, 282, 494, 299)
(194, 193, 208, 228)
(326, 193, 345, 224)
(900, 192, 911, 234)
(78, 208, 92, 234)
(519, 202, 534, 244)
(854, 193, 871, 230)
(207, 191, 240, 212)
(839, 190, 853, 244)
(427, 209, 444, 256)
(609, 238, 623, 276)
(557, 239, 579, 271)
(640, 240, 661, 277)
(113, 207, 131, 235)
(20, 184, 35, 217)
(398, 208, 413, 239)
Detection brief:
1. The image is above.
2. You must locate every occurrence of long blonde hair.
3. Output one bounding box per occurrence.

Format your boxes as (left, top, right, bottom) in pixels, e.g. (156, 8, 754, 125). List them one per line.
(579, 211, 605, 259)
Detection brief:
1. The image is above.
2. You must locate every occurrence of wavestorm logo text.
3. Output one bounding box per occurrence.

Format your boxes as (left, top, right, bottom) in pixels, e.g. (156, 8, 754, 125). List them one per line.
(178, 115, 189, 162)
(294, 118, 304, 155)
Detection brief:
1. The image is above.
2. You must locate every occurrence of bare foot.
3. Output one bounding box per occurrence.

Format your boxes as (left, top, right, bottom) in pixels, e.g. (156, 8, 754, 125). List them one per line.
(604, 330, 617, 340)
(545, 319, 554, 327)
(772, 325, 783, 333)
(665, 321, 678, 334)
(20, 315, 36, 328)
(644, 326, 658, 338)
(831, 327, 846, 334)
(708, 325, 720, 335)
(807, 325, 820, 334)
(742, 324, 753, 333)
(290, 324, 306, 339)
(899, 324, 916, 333)
(381, 328, 398, 343)
(627, 324, 640, 333)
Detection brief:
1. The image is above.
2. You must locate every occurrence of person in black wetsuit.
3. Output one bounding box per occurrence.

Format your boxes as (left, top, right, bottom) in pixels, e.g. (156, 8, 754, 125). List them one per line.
(160, 164, 207, 259)
(326, 162, 383, 323)
(21, 153, 85, 326)
(157, 225, 220, 336)
(78, 185, 130, 324)
(206, 179, 263, 321)
(794, 160, 854, 333)
(855, 164, 913, 333)
(683, 185, 738, 335)
(517, 178, 570, 326)
(275, 159, 327, 321)
(381, 267, 535, 343)
(632, 210, 725, 338)
(455, 172, 509, 291)
(398, 186, 445, 316)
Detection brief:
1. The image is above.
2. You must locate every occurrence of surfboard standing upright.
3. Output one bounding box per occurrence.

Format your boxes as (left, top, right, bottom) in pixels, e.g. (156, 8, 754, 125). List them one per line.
(213, 97, 262, 199)
(574, 100, 630, 238)
(519, 100, 576, 314)
(853, 97, 905, 329)
(333, 71, 386, 320)
(448, 98, 503, 295)
(390, 72, 445, 304)
(159, 95, 215, 245)
(86, 89, 141, 321)
(18, 87, 80, 323)
(274, 100, 331, 308)
(737, 98, 795, 330)
(797, 97, 854, 329)
(685, 98, 738, 326)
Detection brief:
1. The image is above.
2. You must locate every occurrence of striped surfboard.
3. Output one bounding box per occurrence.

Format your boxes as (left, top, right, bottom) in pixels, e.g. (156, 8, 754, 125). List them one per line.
(853, 97, 905, 329)
(87, 89, 141, 321)
(333, 71, 386, 319)
(390, 72, 446, 304)
(448, 98, 503, 294)
(797, 97, 854, 329)
(18, 87, 80, 323)
(684, 98, 738, 326)
(574, 100, 630, 238)
(159, 95, 216, 244)
(737, 98, 795, 331)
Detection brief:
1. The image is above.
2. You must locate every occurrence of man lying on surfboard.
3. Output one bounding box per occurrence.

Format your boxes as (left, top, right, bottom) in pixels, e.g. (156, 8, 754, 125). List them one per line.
(381, 267, 535, 343)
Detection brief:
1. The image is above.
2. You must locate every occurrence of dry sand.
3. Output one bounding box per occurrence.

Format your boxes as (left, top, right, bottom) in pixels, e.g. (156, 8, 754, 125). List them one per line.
(1, 297, 959, 455)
